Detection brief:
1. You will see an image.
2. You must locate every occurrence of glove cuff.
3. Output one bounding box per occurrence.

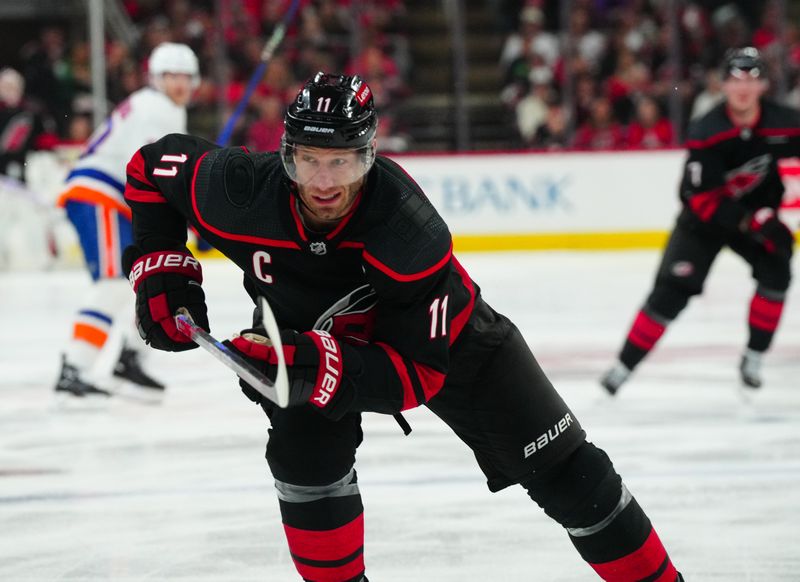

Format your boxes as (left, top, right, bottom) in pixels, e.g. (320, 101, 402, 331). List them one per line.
(128, 250, 203, 292)
(303, 330, 344, 409)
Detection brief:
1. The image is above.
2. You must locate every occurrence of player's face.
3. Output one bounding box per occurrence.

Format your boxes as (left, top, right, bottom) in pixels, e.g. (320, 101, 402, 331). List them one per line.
(293, 146, 366, 229)
(161, 73, 194, 107)
(723, 69, 767, 115)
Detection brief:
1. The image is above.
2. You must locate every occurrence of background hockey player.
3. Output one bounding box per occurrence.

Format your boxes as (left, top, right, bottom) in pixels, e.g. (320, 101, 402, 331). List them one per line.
(0, 67, 56, 184)
(122, 73, 683, 581)
(601, 47, 798, 395)
(54, 42, 199, 398)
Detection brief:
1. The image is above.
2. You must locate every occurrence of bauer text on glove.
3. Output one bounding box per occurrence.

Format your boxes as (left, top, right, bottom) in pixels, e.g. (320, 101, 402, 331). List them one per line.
(122, 246, 209, 352)
(226, 329, 356, 420)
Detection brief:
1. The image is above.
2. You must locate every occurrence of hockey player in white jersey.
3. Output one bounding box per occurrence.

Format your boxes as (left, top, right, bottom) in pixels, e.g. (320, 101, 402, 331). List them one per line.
(54, 42, 199, 398)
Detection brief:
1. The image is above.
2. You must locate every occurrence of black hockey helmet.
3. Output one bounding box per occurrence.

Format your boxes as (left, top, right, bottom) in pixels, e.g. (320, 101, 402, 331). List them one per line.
(283, 72, 378, 149)
(722, 47, 765, 80)
(281, 72, 378, 185)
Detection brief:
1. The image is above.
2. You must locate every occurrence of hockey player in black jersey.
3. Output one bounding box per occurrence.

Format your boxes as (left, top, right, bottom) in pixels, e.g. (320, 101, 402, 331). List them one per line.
(122, 73, 682, 581)
(601, 47, 798, 395)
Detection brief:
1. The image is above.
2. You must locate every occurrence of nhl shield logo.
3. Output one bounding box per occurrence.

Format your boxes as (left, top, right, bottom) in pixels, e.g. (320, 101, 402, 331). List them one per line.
(309, 241, 327, 255)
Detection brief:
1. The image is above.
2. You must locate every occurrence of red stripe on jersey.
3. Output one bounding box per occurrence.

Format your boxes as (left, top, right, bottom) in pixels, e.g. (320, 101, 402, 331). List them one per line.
(749, 294, 784, 332)
(288, 190, 362, 242)
(684, 127, 741, 150)
(326, 190, 362, 239)
(126, 150, 157, 188)
(376, 342, 418, 410)
(449, 255, 476, 344)
(284, 514, 364, 581)
(413, 362, 446, 401)
(626, 310, 666, 351)
(125, 186, 167, 204)
(363, 242, 452, 282)
(288, 194, 308, 242)
(190, 151, 301, 249)
(590, 528, 677, 582)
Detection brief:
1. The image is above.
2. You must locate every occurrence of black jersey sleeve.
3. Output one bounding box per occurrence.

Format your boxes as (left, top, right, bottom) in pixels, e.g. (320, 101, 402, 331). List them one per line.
(124, 133, 220, 252)
(337, 162, 477, 414)
(679, 116, 748, 231)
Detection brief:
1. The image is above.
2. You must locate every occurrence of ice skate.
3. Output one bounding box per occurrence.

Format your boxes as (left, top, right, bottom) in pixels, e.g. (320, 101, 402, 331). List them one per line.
(600, 361, 631, 395)
(739, 349, 763, 389)
(54, 356, 111, 398)
(112, 347, 166, 401)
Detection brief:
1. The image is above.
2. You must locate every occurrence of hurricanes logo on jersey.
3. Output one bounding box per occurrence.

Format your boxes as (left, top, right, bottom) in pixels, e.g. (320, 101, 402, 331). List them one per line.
(314, 284, 377, 344)
(724, 154, 772, 198)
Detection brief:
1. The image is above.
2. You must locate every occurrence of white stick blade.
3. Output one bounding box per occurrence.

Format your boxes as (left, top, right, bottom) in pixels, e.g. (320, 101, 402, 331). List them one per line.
(259, 297, 290, 408)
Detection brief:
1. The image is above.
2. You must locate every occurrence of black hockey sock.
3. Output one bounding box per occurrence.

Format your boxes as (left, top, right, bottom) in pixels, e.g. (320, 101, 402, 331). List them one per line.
(747, 292, 784, 352)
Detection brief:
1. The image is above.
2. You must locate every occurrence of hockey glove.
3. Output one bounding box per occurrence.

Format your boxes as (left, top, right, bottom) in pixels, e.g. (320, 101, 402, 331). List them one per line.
(225, 329, 355, 420)
(745, 208, 795, 259)
(122, 246, 209, 352)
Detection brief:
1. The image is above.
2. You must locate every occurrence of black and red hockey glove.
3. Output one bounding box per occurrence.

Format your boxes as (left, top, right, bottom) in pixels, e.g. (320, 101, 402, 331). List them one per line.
(122, 246, 209, 352)
(744, 208, 795, 259)
(225, 329, 355, 420)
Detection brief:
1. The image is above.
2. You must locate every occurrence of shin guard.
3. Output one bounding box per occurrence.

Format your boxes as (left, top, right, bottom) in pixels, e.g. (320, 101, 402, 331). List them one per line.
(276, 469, 365, 582)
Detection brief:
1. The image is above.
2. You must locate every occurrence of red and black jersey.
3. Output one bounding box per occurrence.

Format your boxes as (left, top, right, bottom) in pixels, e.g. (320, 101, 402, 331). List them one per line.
(125, 133, 478, 414)
(679, 99, 800, 232)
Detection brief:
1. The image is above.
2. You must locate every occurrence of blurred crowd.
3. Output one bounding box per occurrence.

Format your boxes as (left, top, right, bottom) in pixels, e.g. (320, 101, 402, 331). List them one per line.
(501, 0, 800, 150)
(2, 0, 800, 171)
(0, 0, 411, 182)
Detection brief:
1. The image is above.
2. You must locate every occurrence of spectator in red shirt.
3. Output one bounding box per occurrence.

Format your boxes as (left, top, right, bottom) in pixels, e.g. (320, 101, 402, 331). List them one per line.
(627, 95, 673, 148)
(246, 95, 284, 152)
(573, 96, 626, 150)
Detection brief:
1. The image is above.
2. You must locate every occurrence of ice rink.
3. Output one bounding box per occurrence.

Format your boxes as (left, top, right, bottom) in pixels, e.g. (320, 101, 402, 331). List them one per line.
(1, 249, 799, 581)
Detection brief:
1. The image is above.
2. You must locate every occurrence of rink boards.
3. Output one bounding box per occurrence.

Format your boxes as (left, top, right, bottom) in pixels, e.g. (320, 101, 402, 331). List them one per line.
(23, 148, 800, 256)
(391, 149, 800, 252)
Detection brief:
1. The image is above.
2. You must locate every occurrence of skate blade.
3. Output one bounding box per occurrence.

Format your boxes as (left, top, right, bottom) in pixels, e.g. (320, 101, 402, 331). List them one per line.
(53, 390, 112, 412)
(108, 379, 165, 405)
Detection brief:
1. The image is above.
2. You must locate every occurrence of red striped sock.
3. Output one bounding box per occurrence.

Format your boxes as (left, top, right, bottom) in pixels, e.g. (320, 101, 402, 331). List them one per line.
(626, 310, 667, 351)
(590, 528, 678, 582)
(283, 513, 365, 582)
(748, 293, 784, 333)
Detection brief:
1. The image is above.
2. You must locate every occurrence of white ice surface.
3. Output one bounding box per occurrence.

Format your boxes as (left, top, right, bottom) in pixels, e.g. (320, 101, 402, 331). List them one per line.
(1, 250, 799, 581)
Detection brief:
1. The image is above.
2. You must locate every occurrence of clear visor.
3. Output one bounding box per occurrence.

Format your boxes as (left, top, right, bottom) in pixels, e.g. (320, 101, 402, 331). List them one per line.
(281, 141, 375, 187)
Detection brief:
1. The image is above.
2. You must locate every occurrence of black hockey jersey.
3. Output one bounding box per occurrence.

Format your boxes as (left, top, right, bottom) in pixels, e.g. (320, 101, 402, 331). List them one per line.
(124, 134, 478, 414)
(679, 99, 800, 233)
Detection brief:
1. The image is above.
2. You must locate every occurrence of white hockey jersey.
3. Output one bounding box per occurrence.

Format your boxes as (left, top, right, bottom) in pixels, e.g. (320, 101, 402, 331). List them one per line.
(60, 87, 187, 211)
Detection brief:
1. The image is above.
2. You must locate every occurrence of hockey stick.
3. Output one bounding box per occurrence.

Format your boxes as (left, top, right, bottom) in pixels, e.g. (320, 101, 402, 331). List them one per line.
(216, 0, 302, 146)
(174, 297, 290, 407)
